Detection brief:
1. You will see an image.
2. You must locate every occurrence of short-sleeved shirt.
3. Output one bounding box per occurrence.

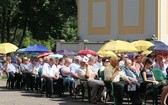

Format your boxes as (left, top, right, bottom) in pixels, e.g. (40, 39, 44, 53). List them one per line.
(77, 67, 86, 79)
(32, 63, 43, 75)
(15, 63, 25, 73)
(89, 64, 99, 73)
(70, 62, 80, 73)
(36, 63, 43, 72)
(27, 63, 36, 72)
(60, 65, 70, 77)
(77, 66, 94, 80)
(104, 65, 125, 82)
(57, 64, 64, 71)
(22, 63, 31, 73)
(141, 68, 153, 81)
(42, 63, 58, 77)
(6, 63, 16, 73)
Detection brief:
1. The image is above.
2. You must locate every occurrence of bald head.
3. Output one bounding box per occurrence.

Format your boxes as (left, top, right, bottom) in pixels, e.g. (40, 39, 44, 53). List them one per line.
(110, 56, 119, 67)
(88, 56, 97, 66)
(124, 59, 132, 67)
(17, 58, 22, 64)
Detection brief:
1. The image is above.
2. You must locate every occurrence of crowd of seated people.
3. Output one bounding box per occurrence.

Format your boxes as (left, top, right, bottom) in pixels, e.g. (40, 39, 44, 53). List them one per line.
(1, 53, 168, 105)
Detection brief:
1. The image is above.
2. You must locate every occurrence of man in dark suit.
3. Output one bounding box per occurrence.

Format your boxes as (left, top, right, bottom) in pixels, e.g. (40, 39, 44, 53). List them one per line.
(122, 59, 142, 105)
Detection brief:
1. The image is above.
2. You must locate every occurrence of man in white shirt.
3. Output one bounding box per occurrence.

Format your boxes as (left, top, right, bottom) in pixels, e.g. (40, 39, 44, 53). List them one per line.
(77, 56, 104, 104)
(95, 55, 103, 70)
(42, 58, 62, 97)
(60, 58, 74, 95)
(70, 56, 81, 79)
(88, 56, 99, 73)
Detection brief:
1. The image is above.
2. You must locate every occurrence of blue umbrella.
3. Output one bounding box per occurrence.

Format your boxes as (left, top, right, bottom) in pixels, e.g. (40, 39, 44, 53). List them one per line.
(151, 40, 166, 46)
(25, 44, 49, 53)
(16, 48, 26, 53)
(148, 41, 166, 50)
(153, 44, 168, 52)
(56, 49, 75, 55)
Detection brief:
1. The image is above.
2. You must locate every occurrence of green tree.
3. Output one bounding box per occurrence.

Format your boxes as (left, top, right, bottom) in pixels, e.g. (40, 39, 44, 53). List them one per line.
(62, 17, 77, 42)
(0, 0, 20, 43)
(0, 0, 78, 49)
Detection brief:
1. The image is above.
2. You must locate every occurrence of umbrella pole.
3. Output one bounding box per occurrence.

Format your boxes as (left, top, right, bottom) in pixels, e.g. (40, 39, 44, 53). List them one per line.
(4, 54, 6, 60)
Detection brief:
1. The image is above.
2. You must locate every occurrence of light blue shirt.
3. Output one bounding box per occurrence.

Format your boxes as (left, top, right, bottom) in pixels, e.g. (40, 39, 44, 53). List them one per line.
(7, 63, 16, 73)
(70, 62, 80, 73)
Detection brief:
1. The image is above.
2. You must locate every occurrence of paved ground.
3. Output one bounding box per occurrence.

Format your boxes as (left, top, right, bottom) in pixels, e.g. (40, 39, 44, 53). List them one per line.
(0, 79, 105, 105)
(0, 79, 156, 105)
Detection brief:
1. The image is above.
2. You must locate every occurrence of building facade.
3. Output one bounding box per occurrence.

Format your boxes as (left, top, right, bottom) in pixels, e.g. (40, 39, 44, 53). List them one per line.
(78, 0, 168, 44)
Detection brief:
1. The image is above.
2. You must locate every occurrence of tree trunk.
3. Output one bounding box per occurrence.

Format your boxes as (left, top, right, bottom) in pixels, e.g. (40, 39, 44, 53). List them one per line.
(6, 11, 10, 42)
(18, 1, 31, 48)
(19, 22, 27, 48)
(1, 6, 6, 43)
(12, 26, 18, 42)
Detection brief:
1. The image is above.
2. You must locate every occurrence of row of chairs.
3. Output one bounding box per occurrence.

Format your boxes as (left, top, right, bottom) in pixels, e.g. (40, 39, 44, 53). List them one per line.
(74, 70, 131, 105)
(77, 69, 167, 105)
(5, 69, 167, 105)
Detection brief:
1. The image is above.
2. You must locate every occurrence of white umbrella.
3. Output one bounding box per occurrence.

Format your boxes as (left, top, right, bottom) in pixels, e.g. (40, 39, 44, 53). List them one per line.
(48, 54, 63, 59)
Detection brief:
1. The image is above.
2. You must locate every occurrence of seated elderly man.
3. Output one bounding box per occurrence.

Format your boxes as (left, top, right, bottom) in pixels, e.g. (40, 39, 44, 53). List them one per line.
(60, 58, 74, 95)
(104, 56, 142, 105)
(77, 56, 104, 104)
(70, 55, 81, 79)
(122, 59, 142, 104)
(42, 58, 63, 97)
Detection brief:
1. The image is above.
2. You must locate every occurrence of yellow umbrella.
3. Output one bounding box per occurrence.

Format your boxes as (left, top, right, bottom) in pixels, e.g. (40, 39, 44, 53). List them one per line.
(131, 40, 154, 52)
(141, 50, 152, 55)
(99, 40, 138, 53)
(97, 50, 117, 57)
(0, 43, 18, 54)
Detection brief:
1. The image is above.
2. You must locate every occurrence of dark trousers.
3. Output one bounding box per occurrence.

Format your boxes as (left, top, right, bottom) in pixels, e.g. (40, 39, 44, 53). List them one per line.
(35, 76, 41, 91)
(15, 73, 23, 89)
(113, 81, 125, 105)
(45, 77, 54, 95)
(24, 73, 34, 90)
(126, 83, 142, 105)
(8, 72, 16, 89)
(63, 77, 75, 95)
(53, 78, 64, 96)
(45, 77, 64, 96)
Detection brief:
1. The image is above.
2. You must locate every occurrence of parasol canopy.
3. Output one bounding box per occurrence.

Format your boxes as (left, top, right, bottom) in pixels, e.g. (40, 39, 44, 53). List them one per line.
(97, 50, 116, 57)
(131, 40, 154, 52)
(25, 44, 49, 53)
(38, 52, 54, 58)
(77, 49, 97, 56)
(48, 54, 63, 59)
(56, 49, 75, 55)
(99, 40, 138, 53)
(0, 43, 18, 54)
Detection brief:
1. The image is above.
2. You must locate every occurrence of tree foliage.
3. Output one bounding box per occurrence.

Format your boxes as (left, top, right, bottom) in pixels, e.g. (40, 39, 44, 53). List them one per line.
(0, 0, 77, 49)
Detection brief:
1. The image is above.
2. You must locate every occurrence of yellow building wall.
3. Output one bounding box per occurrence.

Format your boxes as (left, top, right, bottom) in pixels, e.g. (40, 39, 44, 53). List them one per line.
(78, 0, 159, 42)
(88, 0, 111, 35)
(118, 0, 144, 34)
